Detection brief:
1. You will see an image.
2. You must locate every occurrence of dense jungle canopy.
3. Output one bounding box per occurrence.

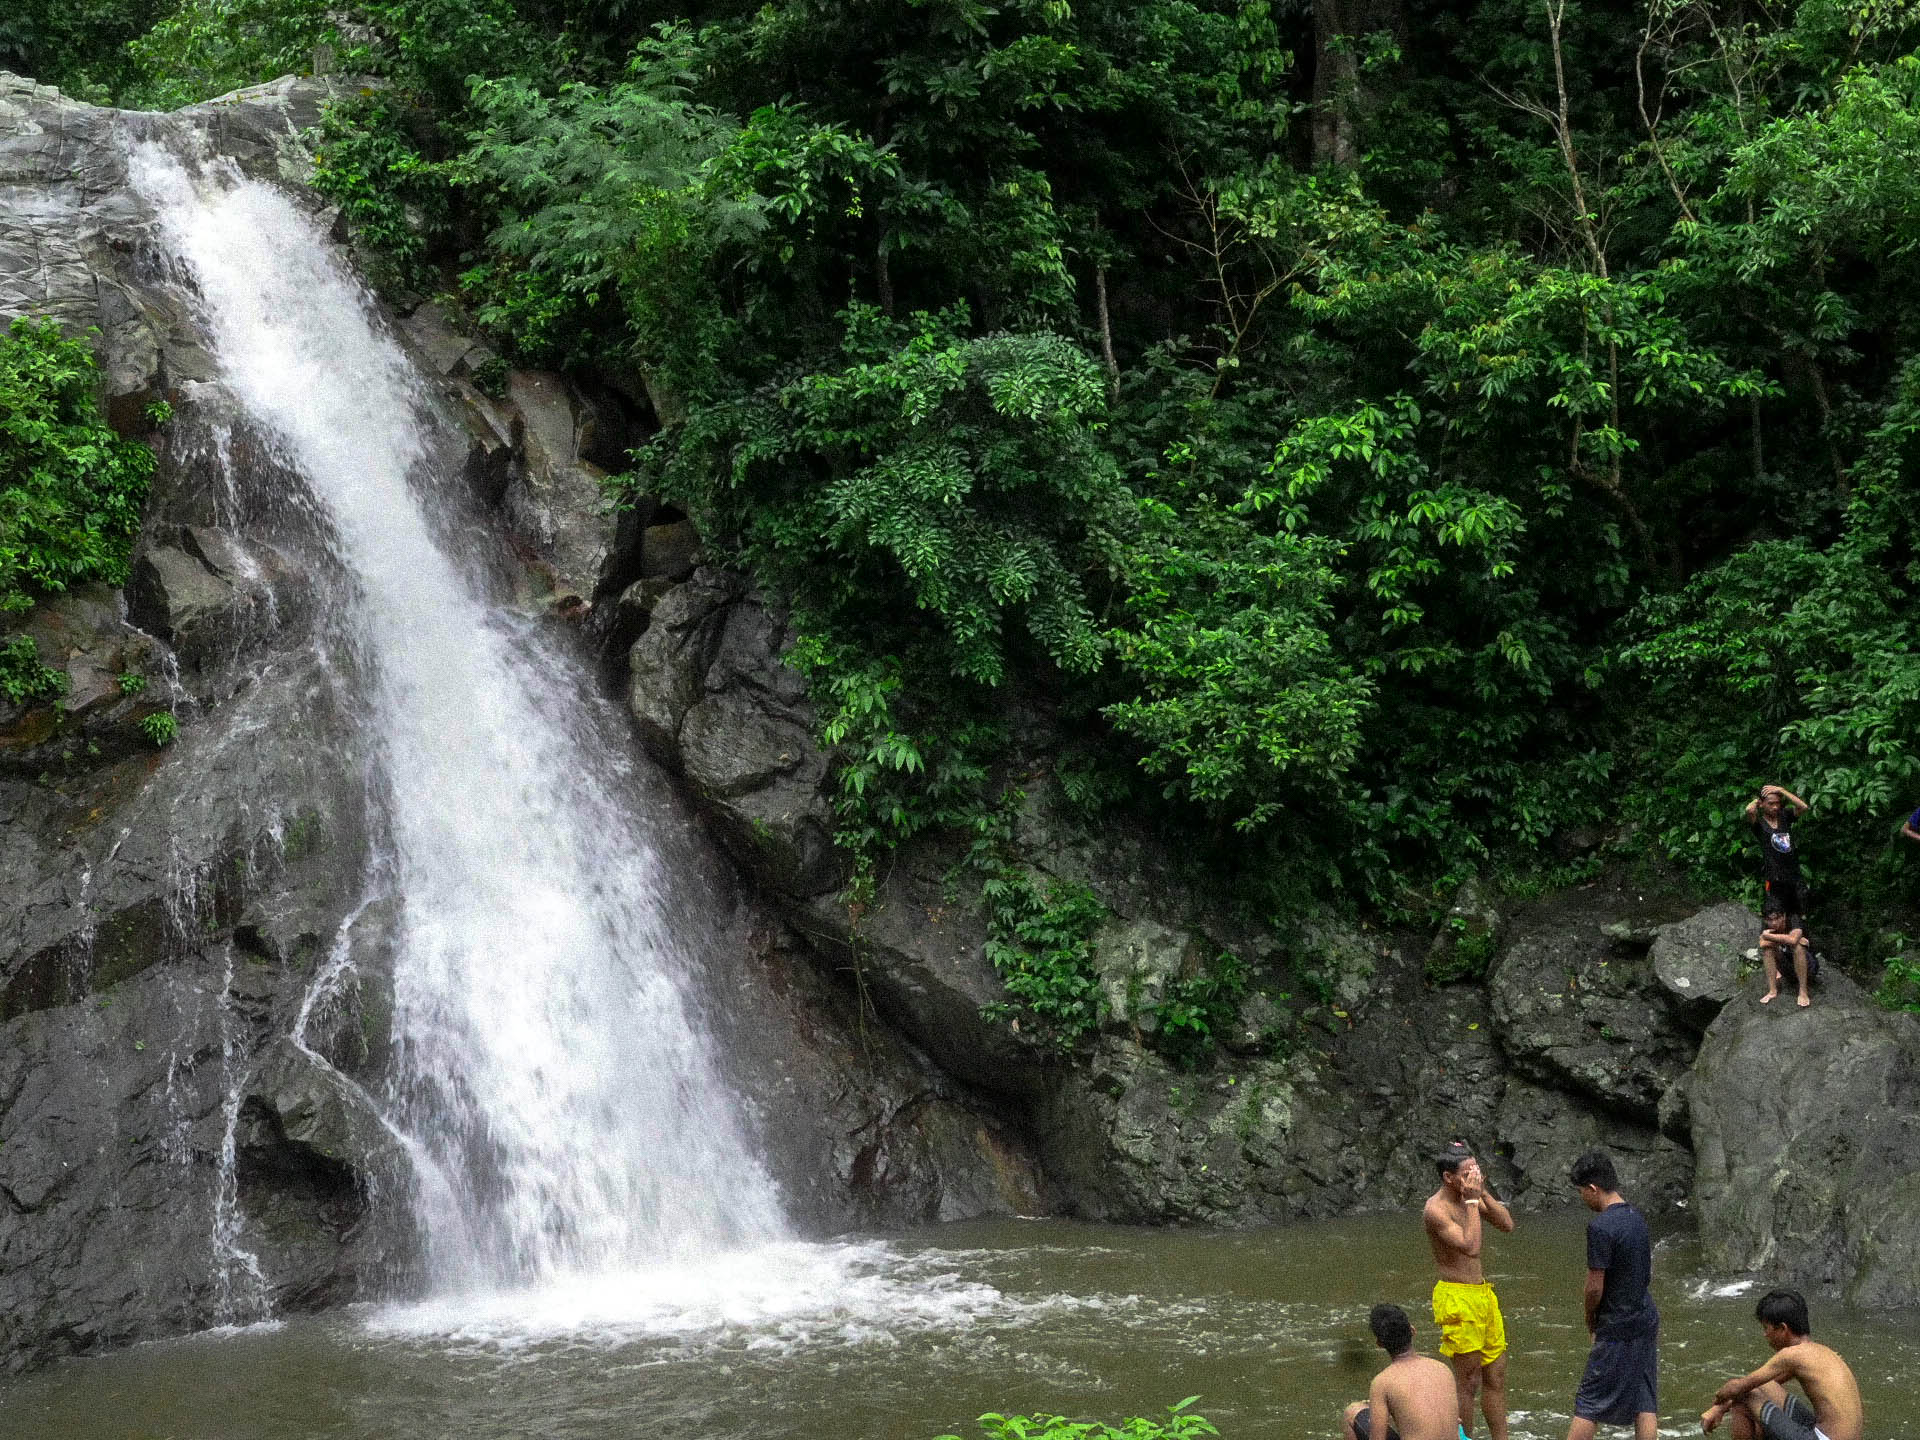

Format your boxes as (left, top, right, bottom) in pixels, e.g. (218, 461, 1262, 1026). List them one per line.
(10, 0, 1920, 982)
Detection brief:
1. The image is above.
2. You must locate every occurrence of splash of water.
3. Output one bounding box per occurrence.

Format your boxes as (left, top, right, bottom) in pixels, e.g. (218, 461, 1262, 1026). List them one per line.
(130, 144, 787, 1294)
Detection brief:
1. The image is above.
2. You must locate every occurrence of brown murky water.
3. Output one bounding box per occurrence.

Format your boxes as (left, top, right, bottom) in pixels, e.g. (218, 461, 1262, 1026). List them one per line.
(0, 1214, 1906, 1439)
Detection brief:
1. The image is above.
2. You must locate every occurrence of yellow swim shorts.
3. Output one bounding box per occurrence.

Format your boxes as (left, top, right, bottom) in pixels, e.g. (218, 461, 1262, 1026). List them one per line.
(1432, 1279, 1507, 1363)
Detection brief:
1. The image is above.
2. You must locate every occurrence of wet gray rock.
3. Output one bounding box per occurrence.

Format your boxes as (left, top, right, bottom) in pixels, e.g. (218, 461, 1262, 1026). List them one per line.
(1677, 969, 1920, 1305)
(125, 545, 236, 656)
(802, 841, 1056, 1102)
(1426, 874, 1502, 981)
(500, 370, 639, 601)
(1091, 916, 1209, 1036)
(1496, 1076, 1693, 1214)
(1489, 921, 1699, 1123)
(640, 517, 701, 580)
(716, 920, 1046, 1228)
(627, 573, 843, 898)
(1650, 902, 1751, 1030)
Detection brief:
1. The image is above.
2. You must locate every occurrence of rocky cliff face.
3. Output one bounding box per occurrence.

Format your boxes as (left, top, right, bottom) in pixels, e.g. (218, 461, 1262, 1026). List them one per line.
(0, 73, 1039, 1373)
(620, 561, 1920, 1302)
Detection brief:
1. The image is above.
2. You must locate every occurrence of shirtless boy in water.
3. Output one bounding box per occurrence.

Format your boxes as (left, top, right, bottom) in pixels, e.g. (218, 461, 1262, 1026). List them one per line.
(1423, 1142, 1516, 1440)
(1702, 1289, 1863, 1440)
(1343, 1303, 1466, 1440)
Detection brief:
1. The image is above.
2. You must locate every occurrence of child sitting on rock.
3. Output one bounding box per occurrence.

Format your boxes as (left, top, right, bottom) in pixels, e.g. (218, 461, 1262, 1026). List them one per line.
(1759, 902, 1819, 1008)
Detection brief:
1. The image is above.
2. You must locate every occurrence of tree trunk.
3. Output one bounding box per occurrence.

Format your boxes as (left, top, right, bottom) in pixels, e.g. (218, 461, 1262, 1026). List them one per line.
(1311, 0, 1406, 167)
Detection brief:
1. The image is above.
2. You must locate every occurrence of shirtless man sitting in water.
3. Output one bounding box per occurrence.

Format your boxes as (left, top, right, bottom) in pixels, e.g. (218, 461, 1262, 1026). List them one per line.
(1424, 1142, 1517, 1440)
(1702, 1289, 1863, 1440)
(1343, 1303, 1466, 1440)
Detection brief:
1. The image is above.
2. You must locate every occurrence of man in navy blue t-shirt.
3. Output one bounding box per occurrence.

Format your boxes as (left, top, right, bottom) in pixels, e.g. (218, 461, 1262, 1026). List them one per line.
(1564, 1149, 1658, 1440)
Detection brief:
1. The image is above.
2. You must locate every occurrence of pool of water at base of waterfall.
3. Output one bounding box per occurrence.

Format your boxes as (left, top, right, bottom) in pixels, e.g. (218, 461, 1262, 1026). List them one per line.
(1, 1214, 1906, 1440)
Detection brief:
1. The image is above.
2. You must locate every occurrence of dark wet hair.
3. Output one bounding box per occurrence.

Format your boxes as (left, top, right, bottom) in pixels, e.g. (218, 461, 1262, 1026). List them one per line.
(1369, 1302, 1414, 1356)
(1762, 901, 1789, 923)
(1569, 1149, 1618, 1192)
(1435, 1141, 1474, 1176)
(1755, 1290, 1810, 1336)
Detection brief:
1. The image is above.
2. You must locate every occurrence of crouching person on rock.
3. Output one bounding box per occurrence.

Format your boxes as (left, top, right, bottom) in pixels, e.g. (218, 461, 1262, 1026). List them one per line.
(1702, 1290, 1863, 1440)
(1344, 1303, 1470, 1440)
(1759, 903, 1820, 1008)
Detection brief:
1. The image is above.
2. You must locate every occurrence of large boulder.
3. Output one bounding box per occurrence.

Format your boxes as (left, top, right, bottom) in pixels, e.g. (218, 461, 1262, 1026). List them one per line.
(1489, 921, 1700, 1123)
(1678, 969, 1920, 1304)
(1650, 902, 1751, 1030)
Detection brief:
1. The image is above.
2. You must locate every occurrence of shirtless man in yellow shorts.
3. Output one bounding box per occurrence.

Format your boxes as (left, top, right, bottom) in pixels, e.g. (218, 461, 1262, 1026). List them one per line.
(1424, 1141, 1517, 1440)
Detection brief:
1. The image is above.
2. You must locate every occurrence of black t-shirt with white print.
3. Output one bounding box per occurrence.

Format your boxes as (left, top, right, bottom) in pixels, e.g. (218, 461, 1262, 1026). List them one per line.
(1752, 811, 1800, 885)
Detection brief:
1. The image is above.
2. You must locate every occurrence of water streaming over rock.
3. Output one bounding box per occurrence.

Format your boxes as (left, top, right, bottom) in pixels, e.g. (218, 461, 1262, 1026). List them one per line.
(128, 144, 789, 1294)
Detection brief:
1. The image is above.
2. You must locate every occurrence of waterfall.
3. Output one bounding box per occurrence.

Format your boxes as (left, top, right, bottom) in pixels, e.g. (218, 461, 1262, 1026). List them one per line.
(129, 145, 789, 1293)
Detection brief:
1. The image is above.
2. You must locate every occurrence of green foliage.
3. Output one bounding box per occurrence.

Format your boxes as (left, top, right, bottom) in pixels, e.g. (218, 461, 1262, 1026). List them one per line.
(310, 95, 450, 294)
(1425, 921, 1497, 986)
(137, 709, 178, 747)
(644, 303, 1130, 688)
(3, 0, 171, 99)
(75, 0, 1920, 948)
(939, 1398, 1220, 1440)
(121, 0, 331, 109)
(1149, 952, 1249, 1070)
(0, 634, 65, 705)
(0, 318, 155, 617)
(117, 670, 148, 695)
(980, 874, 1107, 1048)
(1875, 936, 1920, 1012)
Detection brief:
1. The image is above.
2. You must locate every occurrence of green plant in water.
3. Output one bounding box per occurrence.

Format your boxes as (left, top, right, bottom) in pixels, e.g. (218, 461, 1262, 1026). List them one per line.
(137, 710, 178, 747)
(0, 634, 64, 705)
(938, 1399, 1219, 1439)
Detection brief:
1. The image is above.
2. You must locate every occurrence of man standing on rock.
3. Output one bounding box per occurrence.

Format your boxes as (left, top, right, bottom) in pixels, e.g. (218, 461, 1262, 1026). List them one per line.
(1343, 1302, 1467, 1440)
(1746, 784, 1811, 919)
(1566, 1149, 1659, 1440)
(1424, 1141, 1515, 1440)
(1702, 1289, 1862, 1440)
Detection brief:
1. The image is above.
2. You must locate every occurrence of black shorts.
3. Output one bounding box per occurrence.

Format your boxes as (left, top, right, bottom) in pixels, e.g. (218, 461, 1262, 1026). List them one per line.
(1759, 934, 1822, 982)
(1759, 1394, 1820, 1440)
(1573, 1323, 1659, 1424)
(1351, 1405, 1401, 1440)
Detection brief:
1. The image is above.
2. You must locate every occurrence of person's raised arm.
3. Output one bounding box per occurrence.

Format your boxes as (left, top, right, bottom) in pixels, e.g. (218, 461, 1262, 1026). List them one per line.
(1781, 788, 1810, 816)
(1745, 793, 1763, 822)
(1477, 1187, 1515, 1234)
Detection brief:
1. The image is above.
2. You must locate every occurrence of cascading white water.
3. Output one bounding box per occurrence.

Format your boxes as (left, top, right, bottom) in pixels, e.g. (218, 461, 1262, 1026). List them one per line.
(130, 145, 788, 1292)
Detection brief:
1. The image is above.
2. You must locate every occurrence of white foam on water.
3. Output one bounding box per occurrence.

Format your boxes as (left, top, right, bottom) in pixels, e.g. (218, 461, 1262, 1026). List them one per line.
(1689, 1278, 1756, 1299)
(360, 1241, 1088, 1356)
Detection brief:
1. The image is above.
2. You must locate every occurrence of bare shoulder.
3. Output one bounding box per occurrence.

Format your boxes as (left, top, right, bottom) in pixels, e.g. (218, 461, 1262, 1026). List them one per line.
(1421, 1191, 1446, 1227)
